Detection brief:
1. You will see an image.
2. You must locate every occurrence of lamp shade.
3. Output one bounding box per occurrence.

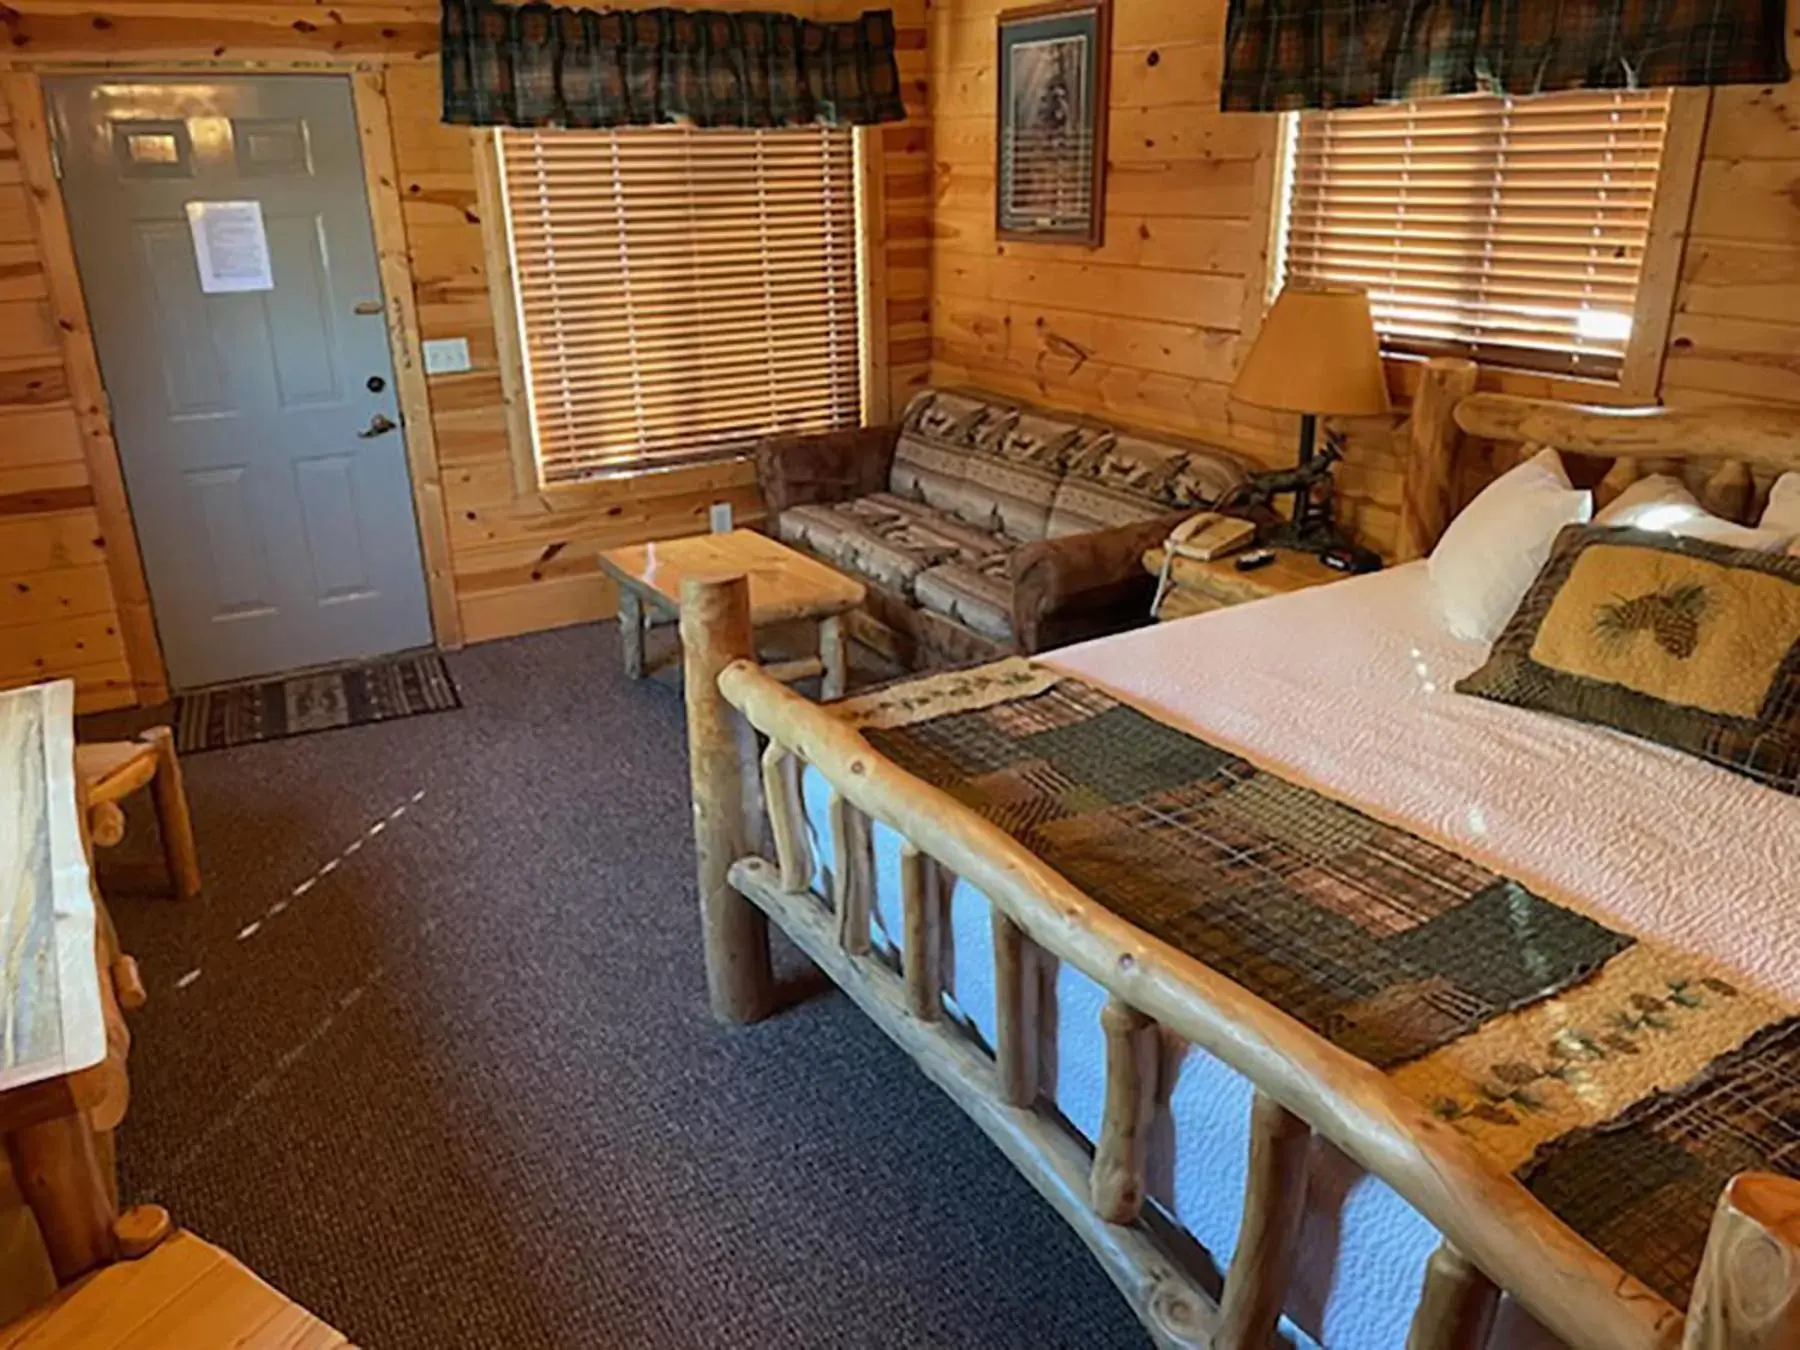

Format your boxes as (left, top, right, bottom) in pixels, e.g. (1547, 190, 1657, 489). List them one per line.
(1231, 286, 1392, 417)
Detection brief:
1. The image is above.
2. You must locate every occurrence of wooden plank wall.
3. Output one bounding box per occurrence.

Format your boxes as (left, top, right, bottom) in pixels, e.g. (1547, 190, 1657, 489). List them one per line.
(0, 87, 132, 711)
(928, 0, 1800, 555)
(0, 0, 929, 705)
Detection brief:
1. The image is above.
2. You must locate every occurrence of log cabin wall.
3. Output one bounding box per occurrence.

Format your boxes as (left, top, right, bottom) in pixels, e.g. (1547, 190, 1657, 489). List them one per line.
(0, 0, 929, 709)
(927, 0, 1800, 557)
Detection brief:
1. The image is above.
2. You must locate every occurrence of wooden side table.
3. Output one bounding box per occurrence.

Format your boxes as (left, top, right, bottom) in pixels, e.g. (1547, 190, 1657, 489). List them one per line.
(598, 530, 866, 699)
(1142, 545, 1342, 621)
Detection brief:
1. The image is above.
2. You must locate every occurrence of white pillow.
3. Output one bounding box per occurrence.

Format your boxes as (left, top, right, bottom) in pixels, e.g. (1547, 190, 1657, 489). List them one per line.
(1762, 473, 1800, 550)
(1594, 474, 1793, 551)
(1429, 447, 1592, 643)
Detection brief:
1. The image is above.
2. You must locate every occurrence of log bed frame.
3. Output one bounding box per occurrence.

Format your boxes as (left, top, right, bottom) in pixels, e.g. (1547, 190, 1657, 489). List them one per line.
(680, 357, 1800, 1350)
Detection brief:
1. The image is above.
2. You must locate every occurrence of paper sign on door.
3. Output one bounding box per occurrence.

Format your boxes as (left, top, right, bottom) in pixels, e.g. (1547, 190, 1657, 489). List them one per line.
(185, 200, 274, 293)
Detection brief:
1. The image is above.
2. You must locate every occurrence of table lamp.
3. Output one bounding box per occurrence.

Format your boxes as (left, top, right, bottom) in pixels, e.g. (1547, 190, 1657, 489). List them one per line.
(1229, 285, 1391, 559)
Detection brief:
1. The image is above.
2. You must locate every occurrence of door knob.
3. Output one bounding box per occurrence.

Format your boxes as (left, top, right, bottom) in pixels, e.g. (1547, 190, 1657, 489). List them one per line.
(358, 413, 398, 439)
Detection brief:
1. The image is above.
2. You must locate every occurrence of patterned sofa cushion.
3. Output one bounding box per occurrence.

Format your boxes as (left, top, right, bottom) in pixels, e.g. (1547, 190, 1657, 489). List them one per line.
(889, 389, 1015, 517)
(778, 493, 1007, 598)
(1046, 432, 1246, 538)
(952, 411, 1109, 542)
(913, 554, 1015, 644)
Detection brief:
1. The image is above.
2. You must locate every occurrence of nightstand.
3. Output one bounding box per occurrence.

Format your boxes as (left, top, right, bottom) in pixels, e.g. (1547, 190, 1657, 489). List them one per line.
(1141, 545, 1343, 621)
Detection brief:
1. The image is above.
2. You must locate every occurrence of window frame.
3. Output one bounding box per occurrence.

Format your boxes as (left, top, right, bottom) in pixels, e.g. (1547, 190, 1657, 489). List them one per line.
(1254, 88, 1709, 403)
(476, 124, 884, 499)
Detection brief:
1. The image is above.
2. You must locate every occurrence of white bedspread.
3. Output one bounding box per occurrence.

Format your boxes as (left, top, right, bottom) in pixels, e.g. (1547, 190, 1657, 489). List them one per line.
(800, 562, 1800, 1348)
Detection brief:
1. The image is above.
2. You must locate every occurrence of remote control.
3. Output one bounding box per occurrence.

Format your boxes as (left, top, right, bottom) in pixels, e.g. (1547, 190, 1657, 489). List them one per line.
(1234, 549, 1277, 573)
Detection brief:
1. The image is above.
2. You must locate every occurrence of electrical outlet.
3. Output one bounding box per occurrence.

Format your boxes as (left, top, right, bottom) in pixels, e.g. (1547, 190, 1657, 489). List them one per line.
(709, 502, 733, 533)
(422, 337, 472, 375)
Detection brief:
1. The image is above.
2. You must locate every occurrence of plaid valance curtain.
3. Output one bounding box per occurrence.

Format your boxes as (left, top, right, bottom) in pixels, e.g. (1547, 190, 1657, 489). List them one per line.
(1221, 0, 1791, 111)
(441, 2, 907, 127)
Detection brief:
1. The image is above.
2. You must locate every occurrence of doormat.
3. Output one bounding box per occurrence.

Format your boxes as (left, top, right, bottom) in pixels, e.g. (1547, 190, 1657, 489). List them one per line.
(175, 652, 462, 753)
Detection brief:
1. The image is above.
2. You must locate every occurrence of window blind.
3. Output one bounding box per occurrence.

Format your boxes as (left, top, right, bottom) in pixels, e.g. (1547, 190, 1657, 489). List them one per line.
(497, 125, 862, 483)
(1279, 89, 1673, 379)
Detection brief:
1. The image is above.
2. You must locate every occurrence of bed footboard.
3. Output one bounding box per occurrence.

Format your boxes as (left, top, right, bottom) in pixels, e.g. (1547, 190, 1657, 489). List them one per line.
(679, 574, 1800, 1350)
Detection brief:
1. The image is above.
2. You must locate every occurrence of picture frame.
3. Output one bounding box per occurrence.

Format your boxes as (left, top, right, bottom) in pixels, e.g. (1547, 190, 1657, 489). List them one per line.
(995, 0, 1111, 247)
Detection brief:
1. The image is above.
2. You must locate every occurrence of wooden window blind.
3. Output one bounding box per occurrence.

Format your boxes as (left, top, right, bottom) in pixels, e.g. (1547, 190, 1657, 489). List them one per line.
(497, 125, 862, 484)
(1279, 89, 1673, 379)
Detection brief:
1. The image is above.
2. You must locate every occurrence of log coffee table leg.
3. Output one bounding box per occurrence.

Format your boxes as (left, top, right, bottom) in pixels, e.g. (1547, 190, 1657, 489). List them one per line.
(820, 614, 848, 701)
(618, 589, 645, 680)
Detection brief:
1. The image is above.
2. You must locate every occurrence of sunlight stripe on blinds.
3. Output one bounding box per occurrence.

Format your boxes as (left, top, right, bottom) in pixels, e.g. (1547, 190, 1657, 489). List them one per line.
(1280, 89, 1673, 379)
(498, 125, 862, 483)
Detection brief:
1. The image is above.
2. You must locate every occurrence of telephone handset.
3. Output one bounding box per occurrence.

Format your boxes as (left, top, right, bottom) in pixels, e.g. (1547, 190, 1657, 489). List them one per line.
(1151, 512, 1257, 618)
(1166, 511, 1256, 561)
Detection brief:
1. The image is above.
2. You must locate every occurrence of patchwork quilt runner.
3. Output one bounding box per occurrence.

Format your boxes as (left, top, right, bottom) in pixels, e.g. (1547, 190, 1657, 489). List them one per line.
(834, 660, 1800, 1310)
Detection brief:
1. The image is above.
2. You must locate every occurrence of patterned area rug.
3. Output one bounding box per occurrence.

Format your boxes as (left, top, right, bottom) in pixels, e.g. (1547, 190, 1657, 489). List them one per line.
(175, 653, 462, 753)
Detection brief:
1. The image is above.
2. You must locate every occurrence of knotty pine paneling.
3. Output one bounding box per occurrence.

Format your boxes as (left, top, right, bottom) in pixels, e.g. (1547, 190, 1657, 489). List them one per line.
(0, 0, 931, 695)
(0, 83, 131, 710)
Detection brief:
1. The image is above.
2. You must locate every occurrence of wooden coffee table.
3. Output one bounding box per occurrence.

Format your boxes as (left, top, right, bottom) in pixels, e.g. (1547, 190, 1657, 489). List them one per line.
(598, 530, 866, 699)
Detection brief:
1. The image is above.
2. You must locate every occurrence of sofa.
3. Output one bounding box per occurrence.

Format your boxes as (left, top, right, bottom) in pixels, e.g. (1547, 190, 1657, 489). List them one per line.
(755, 388, 1250, 667)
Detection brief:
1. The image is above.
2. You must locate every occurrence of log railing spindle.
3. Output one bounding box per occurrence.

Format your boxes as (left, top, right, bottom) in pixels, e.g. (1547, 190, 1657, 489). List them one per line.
(829, 792, 872, 956)
(1092, 997, 1159, 1224)
(761, 742, 811, 893)
(992, 908, 1039, 1109)
(1406, 1241, 1501, 1350)
(1216, 1091, 1311, 1349)
(900, 844, 943, 1022)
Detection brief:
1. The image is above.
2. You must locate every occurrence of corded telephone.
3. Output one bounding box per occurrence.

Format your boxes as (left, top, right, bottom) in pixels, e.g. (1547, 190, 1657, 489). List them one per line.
(1150, 512, 1257, 616)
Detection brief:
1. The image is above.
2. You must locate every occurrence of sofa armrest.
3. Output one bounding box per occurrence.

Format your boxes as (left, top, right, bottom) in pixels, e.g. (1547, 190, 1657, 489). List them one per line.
(1008, 511, 1190, 654)
(754, 425, 901, 524)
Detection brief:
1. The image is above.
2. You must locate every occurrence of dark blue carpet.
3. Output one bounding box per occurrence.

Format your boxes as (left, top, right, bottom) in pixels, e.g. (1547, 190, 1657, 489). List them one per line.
(99, 625, 1149, 1349)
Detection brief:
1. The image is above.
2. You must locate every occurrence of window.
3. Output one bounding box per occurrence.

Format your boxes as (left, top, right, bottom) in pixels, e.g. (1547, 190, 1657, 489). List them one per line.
(1274, 89, 1674, 380)
(496, 125, 863, 484)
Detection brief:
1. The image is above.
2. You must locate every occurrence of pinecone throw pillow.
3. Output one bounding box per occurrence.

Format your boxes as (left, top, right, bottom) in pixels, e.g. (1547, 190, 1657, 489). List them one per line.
(1457, 524, 1800, 796)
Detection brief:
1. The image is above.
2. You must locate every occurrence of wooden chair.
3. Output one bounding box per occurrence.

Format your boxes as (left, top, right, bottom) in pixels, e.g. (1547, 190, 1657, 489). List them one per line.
(75, 727, 201, 901)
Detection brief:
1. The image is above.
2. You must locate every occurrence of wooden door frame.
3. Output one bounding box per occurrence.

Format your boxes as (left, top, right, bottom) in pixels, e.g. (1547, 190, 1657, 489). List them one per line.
(0, 60, 462, 706)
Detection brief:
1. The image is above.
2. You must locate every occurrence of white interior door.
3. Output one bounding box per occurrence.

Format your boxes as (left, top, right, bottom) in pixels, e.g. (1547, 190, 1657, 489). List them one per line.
(49, 74, 433, 691)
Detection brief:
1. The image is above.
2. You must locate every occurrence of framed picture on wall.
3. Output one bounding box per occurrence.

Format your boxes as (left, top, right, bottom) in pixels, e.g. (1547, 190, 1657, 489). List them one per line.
(996, 0, 1110, 247)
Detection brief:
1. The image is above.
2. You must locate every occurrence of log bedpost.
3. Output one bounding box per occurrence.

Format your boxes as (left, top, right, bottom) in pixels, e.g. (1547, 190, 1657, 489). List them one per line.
(1397, 356, 1479, 562)
(681, 576, 775, 1024)
(1216, 1091, 1311, 1349)
(1406, 1241, 1500, 1350)
(1091, 997, 1159, 1224)
(1683, 1172, 1800, 1349)
(992, 909, 1039, 1109)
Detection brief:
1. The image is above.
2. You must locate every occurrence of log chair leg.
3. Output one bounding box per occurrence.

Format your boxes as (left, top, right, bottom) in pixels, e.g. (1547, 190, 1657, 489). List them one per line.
(619, 588, 646, 680)
(681, 576, 775, 1024)
(6, 1112, 119, 1282)
(1092, 996, 1159, 1224)
(142, 727, 201, 900)
(1216, 1091, 1312, 1350)
(992, 908, 1039, 1108)
(1406, 1241, 1500, 1350)
(819, 613, 848, 701)
(1682, 1172, 1800, 1350)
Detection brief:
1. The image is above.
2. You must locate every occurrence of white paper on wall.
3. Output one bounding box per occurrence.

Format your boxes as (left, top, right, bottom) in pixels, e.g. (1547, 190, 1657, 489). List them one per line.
(185, 200, 274, 293)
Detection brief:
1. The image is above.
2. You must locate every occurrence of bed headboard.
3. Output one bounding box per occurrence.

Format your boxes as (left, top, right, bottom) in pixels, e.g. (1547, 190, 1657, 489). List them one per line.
(1395, 356, 1800, 561)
